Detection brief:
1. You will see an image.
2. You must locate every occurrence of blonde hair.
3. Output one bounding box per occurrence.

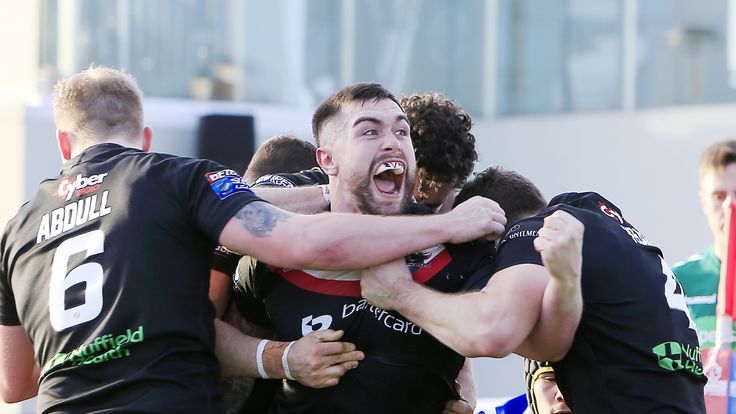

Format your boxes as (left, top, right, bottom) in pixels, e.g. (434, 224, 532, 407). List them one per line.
(699, 140, 736, 184)
(53, 66, 144, 145)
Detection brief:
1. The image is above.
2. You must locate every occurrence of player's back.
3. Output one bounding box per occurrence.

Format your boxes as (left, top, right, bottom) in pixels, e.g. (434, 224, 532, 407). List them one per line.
(551, 192, 706, 413)
(1, 143, 253, 413)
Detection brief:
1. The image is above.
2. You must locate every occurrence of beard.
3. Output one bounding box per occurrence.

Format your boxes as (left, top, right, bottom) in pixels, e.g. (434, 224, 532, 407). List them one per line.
(351, 167, 415, 216)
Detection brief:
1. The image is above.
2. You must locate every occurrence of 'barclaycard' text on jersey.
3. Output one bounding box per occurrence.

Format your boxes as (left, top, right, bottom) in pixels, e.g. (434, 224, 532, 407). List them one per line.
(343, 298, 423, 336)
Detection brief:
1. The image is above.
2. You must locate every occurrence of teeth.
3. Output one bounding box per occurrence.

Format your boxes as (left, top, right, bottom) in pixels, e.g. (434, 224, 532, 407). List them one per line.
(375, 161, 405, 176)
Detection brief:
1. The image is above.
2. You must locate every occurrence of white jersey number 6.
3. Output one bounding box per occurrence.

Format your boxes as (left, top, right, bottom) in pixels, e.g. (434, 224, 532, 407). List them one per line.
(49, 230, 104, 331)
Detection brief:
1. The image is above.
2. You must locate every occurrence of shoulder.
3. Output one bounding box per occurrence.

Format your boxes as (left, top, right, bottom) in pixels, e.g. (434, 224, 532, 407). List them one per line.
(497, 215, 545, 250)
(672, 247, 717, 280)
(492, 216, 545, 271)
(672, 247, 712, 267)
(111, 150, 228, 182)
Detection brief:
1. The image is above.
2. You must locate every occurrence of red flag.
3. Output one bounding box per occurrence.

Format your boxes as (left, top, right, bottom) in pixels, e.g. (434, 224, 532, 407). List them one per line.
(717, 203, 736, 318)
(705, 202, 736, 413)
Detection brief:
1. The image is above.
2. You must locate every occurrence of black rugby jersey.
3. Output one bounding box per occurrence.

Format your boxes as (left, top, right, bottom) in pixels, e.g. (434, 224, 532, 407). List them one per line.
(0, 143, 262, 413)
(491, 192, 705, 413)
(232, 204, 494, 414)
(210, 168, 326, 277)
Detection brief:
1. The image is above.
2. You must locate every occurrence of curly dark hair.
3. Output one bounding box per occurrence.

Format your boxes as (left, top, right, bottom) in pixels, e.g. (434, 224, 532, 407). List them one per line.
(401, 92, 477, 190)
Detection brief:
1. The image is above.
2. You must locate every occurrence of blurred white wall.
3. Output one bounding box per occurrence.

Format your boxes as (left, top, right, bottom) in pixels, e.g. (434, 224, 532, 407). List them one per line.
(0, 0, 41, 411)
(473, 104, 734, 264)
(0, 0, 39, 238)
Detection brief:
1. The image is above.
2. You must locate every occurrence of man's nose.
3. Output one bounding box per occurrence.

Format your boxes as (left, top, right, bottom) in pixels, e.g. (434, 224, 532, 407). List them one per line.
(554, 387, 566, 402)
(724, 193, 736, 208)
(381, 131, 401, 151)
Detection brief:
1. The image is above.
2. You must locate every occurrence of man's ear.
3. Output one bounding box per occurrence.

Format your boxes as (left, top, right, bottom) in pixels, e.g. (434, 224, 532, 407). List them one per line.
(317, 147, 337, 176)
(142, 126, 153, 152)
(56, 130, 72, 161)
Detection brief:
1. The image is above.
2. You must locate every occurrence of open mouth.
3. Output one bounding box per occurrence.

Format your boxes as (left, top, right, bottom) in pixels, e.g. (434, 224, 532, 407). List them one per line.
(372, 160, 406, 195)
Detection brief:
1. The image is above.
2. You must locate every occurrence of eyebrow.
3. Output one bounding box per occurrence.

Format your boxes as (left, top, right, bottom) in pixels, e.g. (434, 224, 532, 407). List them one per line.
(353, 114, 409, 128)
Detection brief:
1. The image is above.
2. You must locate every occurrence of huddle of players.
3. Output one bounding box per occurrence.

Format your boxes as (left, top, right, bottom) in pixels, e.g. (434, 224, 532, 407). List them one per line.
(0, 66, 706, 414)
(217, 90, 706, 412)
(213, 91, 487, 414)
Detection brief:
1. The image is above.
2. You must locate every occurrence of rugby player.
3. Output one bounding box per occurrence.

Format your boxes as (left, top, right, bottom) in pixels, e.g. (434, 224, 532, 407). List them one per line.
(361, 166, 706, 412)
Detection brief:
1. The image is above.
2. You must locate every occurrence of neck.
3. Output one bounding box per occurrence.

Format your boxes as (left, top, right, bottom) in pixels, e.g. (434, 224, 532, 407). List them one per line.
(329, 176, 374, 214)
(715, 239, 725, 261)
(328, 189, 361, 214)
(70, 136, 139, 158)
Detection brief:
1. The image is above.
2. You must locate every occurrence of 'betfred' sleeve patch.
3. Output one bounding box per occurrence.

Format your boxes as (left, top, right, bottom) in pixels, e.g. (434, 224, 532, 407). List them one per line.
(205, 169, 253, 200)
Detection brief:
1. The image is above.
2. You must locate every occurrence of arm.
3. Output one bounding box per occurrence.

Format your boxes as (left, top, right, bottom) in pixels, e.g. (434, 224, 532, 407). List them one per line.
(361, 261, 548, 358)
(517, 211, 583, 360)
(210, 245, 242, 318)
(0, 325, 39, 403)
(360, 211, 583, 360)
(219, 196, 506, 271)
(215, 320, 364, 388)
(443, 358, 476, 414)
(209, 269, 231, 319)
(250, 186, 328, 214)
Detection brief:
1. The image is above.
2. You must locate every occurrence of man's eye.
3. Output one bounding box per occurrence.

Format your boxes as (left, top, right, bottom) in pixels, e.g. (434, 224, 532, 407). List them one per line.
(538, 373, 556, 382)
(364, 129, 378, 136)
(713, 192, 727, 202)
(395, 128, 408, 136)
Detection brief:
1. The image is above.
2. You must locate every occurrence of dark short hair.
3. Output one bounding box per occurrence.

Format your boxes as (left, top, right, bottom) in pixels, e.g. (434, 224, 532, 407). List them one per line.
(699, 140, 736, 183)
(312, 83, 401, 146)
(455, 166, 547, 226)
(401, 92, 477, 188)
(243, 134, 318, 183)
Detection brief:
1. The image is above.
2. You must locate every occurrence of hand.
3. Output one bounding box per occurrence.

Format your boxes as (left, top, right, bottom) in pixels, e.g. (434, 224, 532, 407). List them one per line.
(533, 210, 584, 286)
(288, 329, 364, 388)
(446, 196, 506, 243)
(360, 258, 413, 310)
(442, 399, 474, 414)
(442, 381, 475, 414)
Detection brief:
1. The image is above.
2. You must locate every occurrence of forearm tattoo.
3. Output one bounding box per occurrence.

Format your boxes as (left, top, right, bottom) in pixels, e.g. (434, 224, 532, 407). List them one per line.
(236, 202, 291, 238)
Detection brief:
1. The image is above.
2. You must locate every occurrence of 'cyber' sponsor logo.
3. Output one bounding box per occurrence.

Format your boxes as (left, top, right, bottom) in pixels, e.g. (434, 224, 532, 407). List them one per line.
(598, 201, 624, 224)
(597, 202, 651, 246)
(56, 173, 108, 201)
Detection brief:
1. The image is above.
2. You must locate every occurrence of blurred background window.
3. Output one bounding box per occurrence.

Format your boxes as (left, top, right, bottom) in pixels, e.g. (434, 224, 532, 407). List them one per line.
(37, 0, 736, 116)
